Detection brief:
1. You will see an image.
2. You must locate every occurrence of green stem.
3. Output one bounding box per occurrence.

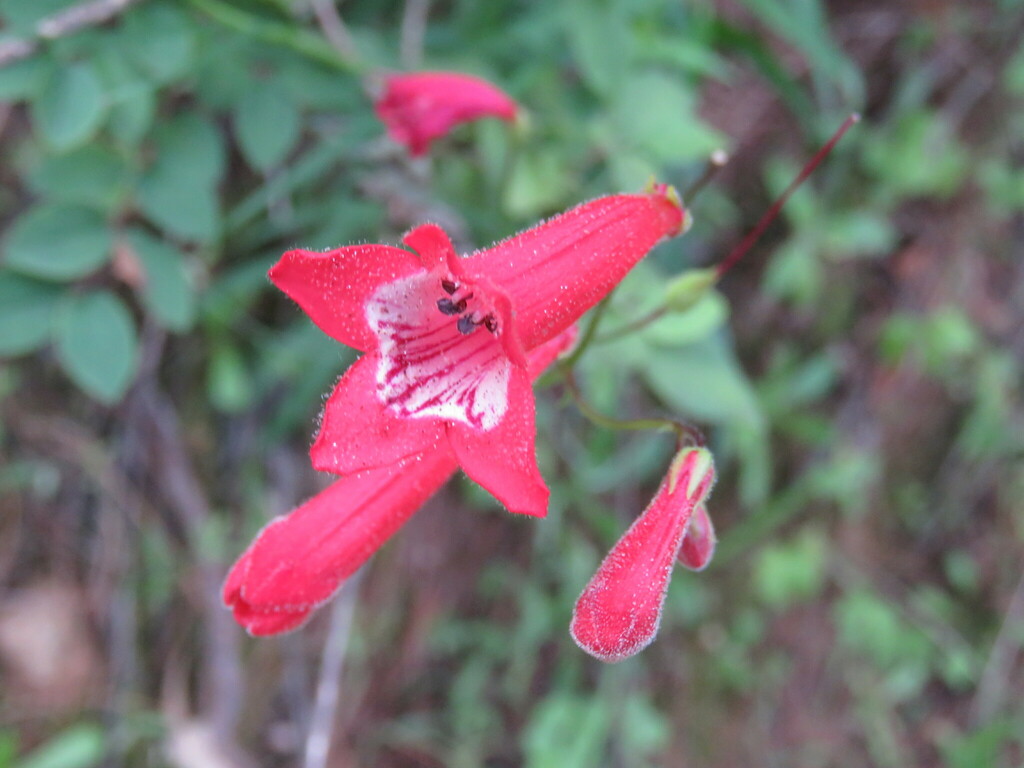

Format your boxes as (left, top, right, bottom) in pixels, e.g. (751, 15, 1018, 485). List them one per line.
(563, 370, 703, 447)
(597, 306, 667, 343)
(559, 296, 613, 370)
(187, 0, 367, 75)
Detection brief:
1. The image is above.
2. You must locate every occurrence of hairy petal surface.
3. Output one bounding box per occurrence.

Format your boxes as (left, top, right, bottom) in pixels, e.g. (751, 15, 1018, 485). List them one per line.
(223, 451, 457, 635)
(464, 188, 687, 349)
(269, 245, 422, 351)
(448, 366, 548, 517)
(311, 352, 447, 475)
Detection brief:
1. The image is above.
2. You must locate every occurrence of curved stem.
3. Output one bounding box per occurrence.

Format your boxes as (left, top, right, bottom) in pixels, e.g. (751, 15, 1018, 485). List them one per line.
(563, 369, 703, 448)
(187, 0, 367, 74)
(559, 295, 613, 369)
(597, 306, 667, 344)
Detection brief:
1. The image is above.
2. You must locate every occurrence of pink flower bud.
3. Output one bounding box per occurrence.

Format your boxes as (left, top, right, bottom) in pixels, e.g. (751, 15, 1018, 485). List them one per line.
(374, 71, 519, 156)
(570, 447, 716, 662)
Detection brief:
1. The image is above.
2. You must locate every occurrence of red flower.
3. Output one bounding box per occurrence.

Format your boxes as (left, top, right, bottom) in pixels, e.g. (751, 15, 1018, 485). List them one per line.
(570, 447, 716, 662)
(268, 188, 685, 519)
(375, 71, 519, 156)
(225, 186, 685, 635)
(224, 326, 579, 635)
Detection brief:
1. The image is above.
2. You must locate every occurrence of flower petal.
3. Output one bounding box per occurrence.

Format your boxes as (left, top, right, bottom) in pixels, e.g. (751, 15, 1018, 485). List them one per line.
(526, 323, 579, 379)
(243, 453, 457, 610)
(403, 223, 463, 274)
(464, 188, 686, 349)
(311, 353, 448, 475)
(269, 245, 422, 351)
(447, 366, 548, 517)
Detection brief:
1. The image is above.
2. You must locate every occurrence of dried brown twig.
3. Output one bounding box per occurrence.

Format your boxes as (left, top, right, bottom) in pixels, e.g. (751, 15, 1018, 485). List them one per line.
(0, 0, 144, 67)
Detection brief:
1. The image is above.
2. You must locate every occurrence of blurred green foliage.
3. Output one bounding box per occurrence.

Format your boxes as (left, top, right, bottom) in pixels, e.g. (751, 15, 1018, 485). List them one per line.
(2, 0, 1024, 767)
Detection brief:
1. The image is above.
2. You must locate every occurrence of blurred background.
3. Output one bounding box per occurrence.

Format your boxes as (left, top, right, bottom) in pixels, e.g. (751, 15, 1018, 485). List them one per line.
(1, 0, 1023, 766)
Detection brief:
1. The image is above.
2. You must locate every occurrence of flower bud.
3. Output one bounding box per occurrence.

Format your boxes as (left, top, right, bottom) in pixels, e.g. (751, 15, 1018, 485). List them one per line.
(662, 268, 717, 314)
(570, 447, 716, 662)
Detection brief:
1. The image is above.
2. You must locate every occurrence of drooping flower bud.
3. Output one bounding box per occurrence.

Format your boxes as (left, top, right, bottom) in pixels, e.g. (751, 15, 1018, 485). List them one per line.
(570, 447, 716, 662)
(374, 71, 519, 157)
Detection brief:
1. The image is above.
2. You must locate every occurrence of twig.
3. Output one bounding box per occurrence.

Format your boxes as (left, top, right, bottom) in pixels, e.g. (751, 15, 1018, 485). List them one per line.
(399, 0, 431, 69)
(309, 0, 358, 63)
(187, 0, 364, 74)
(303, 571, 364, 768)
(972, 568, 1024, 724)
(0, 0, 144, 67)
(135, 386, 246, 740)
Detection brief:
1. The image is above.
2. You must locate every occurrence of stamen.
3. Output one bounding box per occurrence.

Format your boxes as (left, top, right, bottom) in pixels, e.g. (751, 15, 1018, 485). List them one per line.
(441, 279, 458, 294)
(483, 316, 498, 333)
(457, 315, 476, 334)
(437, 297, 466, 315)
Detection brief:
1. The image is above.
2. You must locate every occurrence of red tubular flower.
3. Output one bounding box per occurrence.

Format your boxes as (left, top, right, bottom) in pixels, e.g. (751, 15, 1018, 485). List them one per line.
(374, 71, 519, 156)
(678, 502, 716, 572)
(223, 327, 579, 636)
(268, 187, 685, 519)
(570, 447, 716, 662)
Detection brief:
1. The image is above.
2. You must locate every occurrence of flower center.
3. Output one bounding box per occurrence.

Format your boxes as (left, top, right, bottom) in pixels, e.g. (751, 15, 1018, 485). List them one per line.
(366, 271, 511, 430)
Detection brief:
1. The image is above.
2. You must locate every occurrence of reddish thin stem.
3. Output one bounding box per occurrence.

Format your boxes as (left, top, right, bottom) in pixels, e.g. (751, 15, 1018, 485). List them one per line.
(715, 113, 861, 279)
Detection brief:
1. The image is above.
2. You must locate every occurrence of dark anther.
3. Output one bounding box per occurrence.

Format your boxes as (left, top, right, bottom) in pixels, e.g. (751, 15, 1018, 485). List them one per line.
(441, 279, 458, 294)
(457, 315, 477, 334)
(483, 315, 498, 333)
(437, 297, 467, 315)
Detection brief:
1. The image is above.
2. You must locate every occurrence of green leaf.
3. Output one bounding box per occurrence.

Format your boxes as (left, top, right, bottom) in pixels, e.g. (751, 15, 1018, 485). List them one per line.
(137, 113, 224, 242)
(120, 1, 197, 84)
(150, 112, 226, 187)
(0, 273, 64, 356)
(32, 63, 107, 150)
(137, 181, 219, 243)
(564, 0, 631, 94)
(108, 88, 156, 146)
(641, 290, 729, 347)
(27, 145, 130, 209)
(611, 70, 725, 162)
(503, 149, 571, 219)
(234, 83, 302, 171)
(208, 342, 254, 413)
(54, 291, 137, 403)
(126, 228, 196, 331)
(0, 56, 50, 100)
(4, 204, 112, 281)
(642, 334, 761, 425)
(14, 722, 104, 768)
(523, 694, 611, 768)
(755, 529, 827, 608)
